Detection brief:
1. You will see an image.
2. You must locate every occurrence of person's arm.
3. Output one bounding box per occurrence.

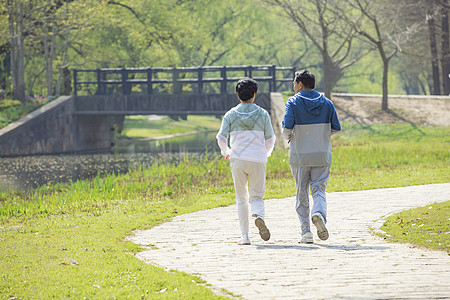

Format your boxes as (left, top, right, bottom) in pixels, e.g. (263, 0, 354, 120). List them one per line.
(265, 136, 276, 156)
(216, 113, 231, 159)
(331, 130, 339, 138)
(282, 100, 294, 141)
(216, 134, 230, 159)
(263, 111, 276, 157)
(330, 102, 341, 139)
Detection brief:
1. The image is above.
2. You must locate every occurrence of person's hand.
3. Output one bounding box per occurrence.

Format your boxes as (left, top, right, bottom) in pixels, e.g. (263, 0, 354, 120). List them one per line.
(224, 154, 230, 160)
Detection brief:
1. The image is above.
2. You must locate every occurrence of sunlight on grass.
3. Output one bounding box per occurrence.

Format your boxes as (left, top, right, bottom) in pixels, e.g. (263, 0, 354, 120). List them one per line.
(0, 123, 448, 298)
(380, 201, 450, 253)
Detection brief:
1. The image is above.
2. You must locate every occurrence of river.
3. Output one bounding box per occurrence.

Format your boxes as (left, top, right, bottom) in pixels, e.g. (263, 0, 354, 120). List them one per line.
(0, 131, 219, 191)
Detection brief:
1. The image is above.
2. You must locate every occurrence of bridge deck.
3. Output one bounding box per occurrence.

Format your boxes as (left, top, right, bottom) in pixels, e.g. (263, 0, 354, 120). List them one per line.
(73, 93, 272, 116)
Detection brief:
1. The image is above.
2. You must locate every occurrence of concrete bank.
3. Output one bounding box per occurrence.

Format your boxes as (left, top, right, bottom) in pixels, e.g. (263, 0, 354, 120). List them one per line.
(130, 183, 450, 299)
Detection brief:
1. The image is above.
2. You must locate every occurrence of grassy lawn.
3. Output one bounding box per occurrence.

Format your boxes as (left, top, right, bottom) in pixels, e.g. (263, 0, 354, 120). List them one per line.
(0, 123, 449, 298)
(0, 97, 50, 129)
(379, 201, 449, 252)
(120, 115, 221, 138)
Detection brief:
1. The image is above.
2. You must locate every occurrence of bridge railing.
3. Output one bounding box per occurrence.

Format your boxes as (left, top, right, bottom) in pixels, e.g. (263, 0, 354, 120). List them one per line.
(73, 64, 295, 96)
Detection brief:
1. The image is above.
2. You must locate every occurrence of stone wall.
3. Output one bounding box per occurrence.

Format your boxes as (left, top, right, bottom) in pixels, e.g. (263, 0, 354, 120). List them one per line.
(0, 96, 115, 156)
(0, 96, 76, 156)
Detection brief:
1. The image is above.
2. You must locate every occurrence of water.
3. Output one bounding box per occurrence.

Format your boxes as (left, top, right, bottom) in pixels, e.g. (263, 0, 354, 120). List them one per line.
(114, 131, 218, 154)
(0, 131, 220, 191)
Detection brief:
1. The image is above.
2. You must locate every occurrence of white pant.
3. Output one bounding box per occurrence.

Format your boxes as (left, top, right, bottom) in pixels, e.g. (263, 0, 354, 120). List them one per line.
(230, 159, 266, 234)
(290, 165, 330, 235)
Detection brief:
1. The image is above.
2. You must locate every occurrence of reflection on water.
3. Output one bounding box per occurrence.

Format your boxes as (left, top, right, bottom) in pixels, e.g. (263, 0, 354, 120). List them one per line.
(0, 132, 220, 191)
(114, 131, 219, 154)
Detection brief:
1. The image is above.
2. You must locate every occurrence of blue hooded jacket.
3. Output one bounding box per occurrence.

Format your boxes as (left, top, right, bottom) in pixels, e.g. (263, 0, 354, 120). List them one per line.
(282, 90, 341, 166)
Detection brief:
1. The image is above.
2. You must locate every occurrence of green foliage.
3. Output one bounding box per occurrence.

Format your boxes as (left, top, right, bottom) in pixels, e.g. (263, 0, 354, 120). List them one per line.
(0, 97, 50, 128)
(380, 201, 450, 252)
(1, 0, 440, 98)
(336, 52, 406, 94)
(0, 99, 22, 110)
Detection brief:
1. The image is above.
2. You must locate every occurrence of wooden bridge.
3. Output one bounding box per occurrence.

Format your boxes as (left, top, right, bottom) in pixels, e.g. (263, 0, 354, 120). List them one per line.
(73, 64, 295, 96)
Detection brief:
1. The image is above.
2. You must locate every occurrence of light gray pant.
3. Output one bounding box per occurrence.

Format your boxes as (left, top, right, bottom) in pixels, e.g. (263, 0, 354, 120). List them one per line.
(290, 165, 330, 235)
(230, 159, 266, 234)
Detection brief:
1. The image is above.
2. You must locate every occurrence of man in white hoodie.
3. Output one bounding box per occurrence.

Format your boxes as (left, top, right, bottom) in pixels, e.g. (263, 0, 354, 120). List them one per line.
(216, 78, 276, 245)
(282, 70, 341, 244)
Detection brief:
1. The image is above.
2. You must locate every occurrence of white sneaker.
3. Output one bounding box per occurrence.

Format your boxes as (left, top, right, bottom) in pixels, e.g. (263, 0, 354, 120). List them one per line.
(238, 236, 251, 245)
(311, 213, 329, 241)
(300, 232, 314, 244)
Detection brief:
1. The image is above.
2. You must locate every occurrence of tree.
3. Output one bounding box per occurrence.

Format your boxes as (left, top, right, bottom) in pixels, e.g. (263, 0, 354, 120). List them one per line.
(432, 0, 450, 94)
(262, 0, 364, 98)
(392, 0, 449, 96)
(38, 0, 109, 96)
(427, 1, 442, 94)
(343, 0, 420, 110)
(442, 3, 450, 95)
(6, 0, 29, 101)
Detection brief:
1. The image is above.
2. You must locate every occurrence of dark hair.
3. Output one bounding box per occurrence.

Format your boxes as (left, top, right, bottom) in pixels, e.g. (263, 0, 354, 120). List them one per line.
(294, 70, 315, 89)
(236, 78, 258, 101)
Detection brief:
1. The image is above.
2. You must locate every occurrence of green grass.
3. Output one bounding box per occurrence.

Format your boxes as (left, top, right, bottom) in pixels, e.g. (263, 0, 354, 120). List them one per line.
(379, 201, 449, 253)
(121, 115, 221, 138)
(0, 123, 449, 298)
(0, 97, 50, 129)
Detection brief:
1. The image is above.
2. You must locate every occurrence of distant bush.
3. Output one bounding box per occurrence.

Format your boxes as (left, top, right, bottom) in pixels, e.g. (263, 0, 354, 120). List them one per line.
(0, 99, 22, 110)
(28, 95, 49, 105)
(0, 97, 51, 129)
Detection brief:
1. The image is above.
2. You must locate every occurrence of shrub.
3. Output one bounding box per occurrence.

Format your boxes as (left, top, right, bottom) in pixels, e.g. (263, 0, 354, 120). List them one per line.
(0, 99, 22, 111)
(0, 96, 51, 129)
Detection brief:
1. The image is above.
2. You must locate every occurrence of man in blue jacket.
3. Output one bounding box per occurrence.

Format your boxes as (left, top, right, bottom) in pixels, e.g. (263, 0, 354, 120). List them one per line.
(282, 70, 341, 244)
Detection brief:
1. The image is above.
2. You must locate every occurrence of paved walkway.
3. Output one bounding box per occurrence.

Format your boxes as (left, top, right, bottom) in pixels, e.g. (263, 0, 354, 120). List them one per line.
(130, 183, 450, 299)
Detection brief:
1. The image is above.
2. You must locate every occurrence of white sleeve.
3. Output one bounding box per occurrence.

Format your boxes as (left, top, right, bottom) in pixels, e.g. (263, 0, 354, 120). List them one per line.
(265, 136, 276, 157)
(216, 134, 230, 156)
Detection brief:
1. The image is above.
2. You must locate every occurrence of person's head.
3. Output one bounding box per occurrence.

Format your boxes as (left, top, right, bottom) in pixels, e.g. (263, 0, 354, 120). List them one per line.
(293, 69, 315, 93)
(236, 78, 258, 102)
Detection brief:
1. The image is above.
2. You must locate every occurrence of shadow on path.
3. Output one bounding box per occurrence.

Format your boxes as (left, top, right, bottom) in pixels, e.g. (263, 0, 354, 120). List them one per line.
(255, 244, 320, 251)
(315, 243, 390, 251)
(254, 243, 390, 251)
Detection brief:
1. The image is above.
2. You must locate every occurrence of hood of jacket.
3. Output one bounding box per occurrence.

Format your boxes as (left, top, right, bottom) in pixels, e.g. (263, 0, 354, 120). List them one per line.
(298, 90, 326, 116)
(232, 103, 263, 130)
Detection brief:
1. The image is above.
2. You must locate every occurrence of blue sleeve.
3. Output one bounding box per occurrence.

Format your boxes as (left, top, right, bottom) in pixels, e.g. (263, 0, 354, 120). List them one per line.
(282, 100, 295, 129)
(330, 104, 341, 131)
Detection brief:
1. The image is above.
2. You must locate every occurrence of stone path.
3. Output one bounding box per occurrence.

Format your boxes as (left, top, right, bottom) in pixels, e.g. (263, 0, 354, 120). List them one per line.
(130, 183, 450, 299)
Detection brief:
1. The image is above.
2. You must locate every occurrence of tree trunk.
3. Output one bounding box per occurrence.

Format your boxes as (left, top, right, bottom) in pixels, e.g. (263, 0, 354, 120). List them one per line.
(0, 50, 11, 91)
(56, 31, 69, 96)
(441, 4, 450, 94)
(322, 53, 333, 98)
(44, 21, 56, 97)
(62, 67, 72, 95)
(8, 0, 26, 102)
(428, 8, 441, 95)
(382, 58, 389, 111)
